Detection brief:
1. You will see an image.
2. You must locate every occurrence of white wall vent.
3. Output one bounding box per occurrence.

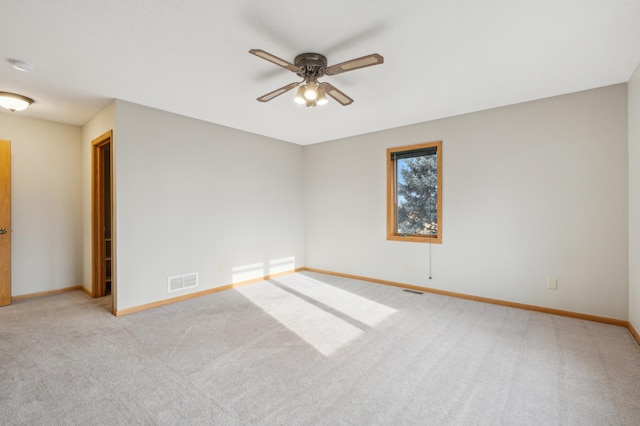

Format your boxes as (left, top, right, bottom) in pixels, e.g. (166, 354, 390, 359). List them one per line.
(168, 273, 198, 293)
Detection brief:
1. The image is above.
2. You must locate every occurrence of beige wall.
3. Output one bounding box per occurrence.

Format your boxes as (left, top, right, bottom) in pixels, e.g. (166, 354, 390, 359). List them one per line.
(2, 80, 636, 323)
(304, 84, 629, 320)
(0, 113, 82, 296)
(629, 64, 640, 331)
(112, 101, 305, 310)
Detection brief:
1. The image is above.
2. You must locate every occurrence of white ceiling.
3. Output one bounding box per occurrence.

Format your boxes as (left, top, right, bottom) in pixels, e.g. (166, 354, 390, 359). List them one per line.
(1, 1, 639, 145)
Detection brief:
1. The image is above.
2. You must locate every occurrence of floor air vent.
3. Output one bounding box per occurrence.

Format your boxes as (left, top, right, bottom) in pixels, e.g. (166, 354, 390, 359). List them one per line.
(402, 289, 424, 295)
(168, 273, 198, 293)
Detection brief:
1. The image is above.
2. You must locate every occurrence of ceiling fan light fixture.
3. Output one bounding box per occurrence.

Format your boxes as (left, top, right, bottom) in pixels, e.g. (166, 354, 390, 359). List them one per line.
(0, 91, 34, 112)
(294, 85, 306, 104)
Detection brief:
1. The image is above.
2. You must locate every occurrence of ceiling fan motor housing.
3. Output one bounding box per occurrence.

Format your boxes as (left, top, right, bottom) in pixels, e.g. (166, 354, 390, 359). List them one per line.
(295, 53, 327, 79)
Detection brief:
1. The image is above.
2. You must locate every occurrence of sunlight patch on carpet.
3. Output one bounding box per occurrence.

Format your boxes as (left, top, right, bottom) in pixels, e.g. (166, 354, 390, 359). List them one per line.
(275, 274, 397, 327)
(236, 282, 363, 356)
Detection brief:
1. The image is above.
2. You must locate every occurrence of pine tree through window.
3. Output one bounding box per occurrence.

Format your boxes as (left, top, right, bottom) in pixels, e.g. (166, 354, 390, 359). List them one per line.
(387, 141, 442, 243)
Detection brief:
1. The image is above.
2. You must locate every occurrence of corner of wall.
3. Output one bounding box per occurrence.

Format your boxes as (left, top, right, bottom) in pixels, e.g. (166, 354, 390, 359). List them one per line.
(628, 61, 640, 335)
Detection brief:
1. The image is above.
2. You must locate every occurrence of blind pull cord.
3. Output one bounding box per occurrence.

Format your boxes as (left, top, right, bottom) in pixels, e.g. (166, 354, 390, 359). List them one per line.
(428, 241, 432, 280)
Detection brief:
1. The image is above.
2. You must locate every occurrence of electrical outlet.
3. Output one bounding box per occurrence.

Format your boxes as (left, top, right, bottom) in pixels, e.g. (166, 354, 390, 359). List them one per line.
(547, 278, 557, 290)
(219, 263, 224, 272)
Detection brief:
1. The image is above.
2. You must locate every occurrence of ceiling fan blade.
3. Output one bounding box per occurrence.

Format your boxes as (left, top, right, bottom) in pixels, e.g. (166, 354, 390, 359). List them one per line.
(257, 82, 300, 102)
(249, 49, 299, 73)
(325, 53, 384, 76)
(320, 83, 354, 106)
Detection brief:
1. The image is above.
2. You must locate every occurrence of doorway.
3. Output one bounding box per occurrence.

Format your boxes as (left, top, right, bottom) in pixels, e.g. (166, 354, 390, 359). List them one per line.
(91, 131, 114, 312)
(0, 140, 11, 307)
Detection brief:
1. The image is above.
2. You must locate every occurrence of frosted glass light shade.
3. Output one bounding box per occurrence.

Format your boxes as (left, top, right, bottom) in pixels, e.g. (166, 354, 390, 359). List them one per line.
(0, 92, 34, 111)
(304, 80, 318, 101)
(294, 86, 306, 104)
(316, 86, 328, 105)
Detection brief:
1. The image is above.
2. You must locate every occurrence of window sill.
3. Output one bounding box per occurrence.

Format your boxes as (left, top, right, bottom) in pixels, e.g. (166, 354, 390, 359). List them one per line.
(387, 234, 442, 244)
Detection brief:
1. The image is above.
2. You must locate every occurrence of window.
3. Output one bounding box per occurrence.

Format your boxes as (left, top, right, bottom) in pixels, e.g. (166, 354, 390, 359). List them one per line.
(387, 141, 442, 243)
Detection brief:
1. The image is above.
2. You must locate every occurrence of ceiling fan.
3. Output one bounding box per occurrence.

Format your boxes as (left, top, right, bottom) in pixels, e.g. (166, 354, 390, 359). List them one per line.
(249, 49, 384, 107)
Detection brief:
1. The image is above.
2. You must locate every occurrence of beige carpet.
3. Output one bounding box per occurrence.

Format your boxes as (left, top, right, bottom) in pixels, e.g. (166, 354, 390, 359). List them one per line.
(1, 271, 639, 425)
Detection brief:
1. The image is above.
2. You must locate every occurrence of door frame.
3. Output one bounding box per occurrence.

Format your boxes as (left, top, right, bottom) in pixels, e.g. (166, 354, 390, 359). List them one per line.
(91, 130, 114, 311)
(0, 140, 11, 307)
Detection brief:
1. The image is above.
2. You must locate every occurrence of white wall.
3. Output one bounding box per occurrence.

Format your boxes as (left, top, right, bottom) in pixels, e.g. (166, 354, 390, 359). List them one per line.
(629, 65, 640, 331)
(0, 113, 82, 296)
(2, 82, 632, 322)
(81, 101, 116, 294)
(113, 101, 304, 310)
(304, 84, 629, 320)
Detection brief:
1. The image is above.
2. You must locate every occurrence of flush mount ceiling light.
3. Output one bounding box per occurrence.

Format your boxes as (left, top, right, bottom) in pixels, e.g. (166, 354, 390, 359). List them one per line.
(249, 49, 383, 107)
(0, 92, 35, 112)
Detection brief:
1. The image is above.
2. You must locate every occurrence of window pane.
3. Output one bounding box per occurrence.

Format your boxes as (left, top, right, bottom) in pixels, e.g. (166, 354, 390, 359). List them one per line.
(396, 152, 438, 235)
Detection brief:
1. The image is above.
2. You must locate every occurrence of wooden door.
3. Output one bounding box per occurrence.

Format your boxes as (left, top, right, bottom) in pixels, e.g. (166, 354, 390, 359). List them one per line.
(0, 140, 11, 306)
